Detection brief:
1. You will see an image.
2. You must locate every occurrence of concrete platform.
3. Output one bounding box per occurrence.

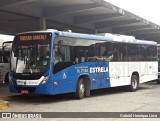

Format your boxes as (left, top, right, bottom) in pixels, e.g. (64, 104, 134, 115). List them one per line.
(1, 82, 160, 121)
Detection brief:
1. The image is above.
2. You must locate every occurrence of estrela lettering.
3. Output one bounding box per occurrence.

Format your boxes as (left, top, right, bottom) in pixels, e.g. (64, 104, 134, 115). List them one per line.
(90, 67, 108, 73)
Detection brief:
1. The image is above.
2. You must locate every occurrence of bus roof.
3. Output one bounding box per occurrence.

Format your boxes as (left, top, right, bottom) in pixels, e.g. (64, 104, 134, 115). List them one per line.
(16, 29, 157, 46)
(16, 29, 57, 35)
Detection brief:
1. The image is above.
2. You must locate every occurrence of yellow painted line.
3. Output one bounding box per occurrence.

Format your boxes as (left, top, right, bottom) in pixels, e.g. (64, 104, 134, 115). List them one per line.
(0, 95, 21, 101)
(0, 100, 9, 110)
(0, 96, 12, 101)
(0, 95, 18, 110)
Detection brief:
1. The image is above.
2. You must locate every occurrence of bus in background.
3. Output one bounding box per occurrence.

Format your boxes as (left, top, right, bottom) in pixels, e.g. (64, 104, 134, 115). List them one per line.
(157, 44, 160, 83)
(0, 41, 12, 83)
(9, 30, 158, 99)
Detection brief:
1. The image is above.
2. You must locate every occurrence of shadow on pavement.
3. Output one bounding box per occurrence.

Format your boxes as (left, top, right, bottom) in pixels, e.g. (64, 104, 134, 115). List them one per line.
(0, 82, 155, 104)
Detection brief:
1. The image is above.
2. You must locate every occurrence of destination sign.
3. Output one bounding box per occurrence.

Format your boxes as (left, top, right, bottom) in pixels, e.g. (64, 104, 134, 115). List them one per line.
(20, 35, 47, 41)
(19, 46, 28, 49)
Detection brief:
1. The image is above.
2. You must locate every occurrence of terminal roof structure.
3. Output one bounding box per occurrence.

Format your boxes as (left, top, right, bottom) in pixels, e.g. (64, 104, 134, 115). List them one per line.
(0, 0, 160, 42)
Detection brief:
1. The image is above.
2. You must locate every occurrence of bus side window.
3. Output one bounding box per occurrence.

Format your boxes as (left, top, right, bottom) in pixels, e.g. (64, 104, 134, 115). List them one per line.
(86, 45, 95, 62)
(0, 55, 2, 63)
(3, 56, 8, 63)
(112, 47, 118, 61)
(112, 43, 128, 61)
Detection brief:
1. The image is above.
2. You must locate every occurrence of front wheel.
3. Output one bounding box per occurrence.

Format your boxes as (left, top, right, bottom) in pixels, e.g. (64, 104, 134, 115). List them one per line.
(75, 78, 85, 99)
(127, 75, 139, 92)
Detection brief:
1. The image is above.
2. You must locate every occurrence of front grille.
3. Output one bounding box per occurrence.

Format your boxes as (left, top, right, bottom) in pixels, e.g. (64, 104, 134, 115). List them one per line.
(12, 73, 42, 80)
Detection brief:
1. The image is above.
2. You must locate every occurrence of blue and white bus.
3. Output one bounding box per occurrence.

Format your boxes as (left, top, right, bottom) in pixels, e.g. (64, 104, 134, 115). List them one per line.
(9, 30, 158, 99)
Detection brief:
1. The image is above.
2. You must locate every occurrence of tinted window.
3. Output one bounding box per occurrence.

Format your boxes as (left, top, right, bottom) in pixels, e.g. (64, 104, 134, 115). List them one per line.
(95, 42, 113, 62)
(152, 46, 157, 61)
(53, 37, 112, 73)
(127, 44, 140, 61)
(112, 43, 127, 61)
(0, 52, 10, 63)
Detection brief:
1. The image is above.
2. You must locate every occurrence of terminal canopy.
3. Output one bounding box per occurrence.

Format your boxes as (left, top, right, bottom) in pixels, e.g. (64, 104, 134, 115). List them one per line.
(0, 0, 160, 42)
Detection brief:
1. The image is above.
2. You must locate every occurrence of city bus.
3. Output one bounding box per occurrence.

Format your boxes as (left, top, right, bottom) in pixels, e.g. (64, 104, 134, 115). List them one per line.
(9, 30, 158, 99)
(0, 41, 12, 83)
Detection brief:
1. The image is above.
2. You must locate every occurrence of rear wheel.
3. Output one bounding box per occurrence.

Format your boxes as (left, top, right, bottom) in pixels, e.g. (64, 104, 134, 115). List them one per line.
(75, 78, 85, 99)
(157, 80, 160, 84)
(127, 75, 139, 91)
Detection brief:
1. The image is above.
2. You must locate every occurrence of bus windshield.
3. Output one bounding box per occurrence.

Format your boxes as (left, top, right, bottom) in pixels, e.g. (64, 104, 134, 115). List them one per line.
(0, 42, 12, 63)
(10, 33, 51, 75)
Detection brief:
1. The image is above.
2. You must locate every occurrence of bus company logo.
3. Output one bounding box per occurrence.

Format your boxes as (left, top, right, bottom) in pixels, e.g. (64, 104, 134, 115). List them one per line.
(23, 69, 31, 73)
(24, 81, 26, 85)
(90, 67, 109, 73)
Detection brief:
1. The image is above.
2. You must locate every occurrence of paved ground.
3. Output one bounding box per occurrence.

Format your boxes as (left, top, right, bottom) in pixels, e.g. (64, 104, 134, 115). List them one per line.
(0, 82, 160, 121)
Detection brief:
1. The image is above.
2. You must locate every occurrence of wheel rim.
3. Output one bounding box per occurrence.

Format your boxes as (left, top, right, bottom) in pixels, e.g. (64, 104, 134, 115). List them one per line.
(80, 83, 85, 95)
(132, 78, 137, 89)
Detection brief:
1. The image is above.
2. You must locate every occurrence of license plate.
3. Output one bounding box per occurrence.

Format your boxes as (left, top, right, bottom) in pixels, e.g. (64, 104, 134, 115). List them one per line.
(21, 90, 29, 94)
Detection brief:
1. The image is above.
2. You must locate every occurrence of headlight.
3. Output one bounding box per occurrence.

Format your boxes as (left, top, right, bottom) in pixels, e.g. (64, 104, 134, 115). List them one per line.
(40, 75, 50, 85)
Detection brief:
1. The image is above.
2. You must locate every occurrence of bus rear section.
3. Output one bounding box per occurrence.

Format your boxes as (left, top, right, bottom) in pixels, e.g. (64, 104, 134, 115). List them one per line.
(156, 44, 160, 83)
(0, 63, 10, 83)
(0, 41, 12, 83)
(108, 42, 157, 88)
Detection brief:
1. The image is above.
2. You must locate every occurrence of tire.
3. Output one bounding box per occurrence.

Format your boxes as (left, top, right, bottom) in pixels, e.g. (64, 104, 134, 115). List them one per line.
(127, 75, 139, 92)
(75, 78, 85, 99)
(157, 80, 160, 84)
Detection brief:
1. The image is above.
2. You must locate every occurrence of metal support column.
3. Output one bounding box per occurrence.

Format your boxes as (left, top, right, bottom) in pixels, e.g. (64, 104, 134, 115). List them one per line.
(94, 29, 98, 34)
(40, 17, 46, 30)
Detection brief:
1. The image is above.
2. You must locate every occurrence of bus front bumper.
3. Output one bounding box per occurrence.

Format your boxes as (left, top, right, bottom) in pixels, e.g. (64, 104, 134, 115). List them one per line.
(9, 83, 54, 95)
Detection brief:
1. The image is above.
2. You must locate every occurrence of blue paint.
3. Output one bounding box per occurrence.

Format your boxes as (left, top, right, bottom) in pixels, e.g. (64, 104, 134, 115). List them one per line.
(9, 61, 110, 95)
(52, 62, 110, 94)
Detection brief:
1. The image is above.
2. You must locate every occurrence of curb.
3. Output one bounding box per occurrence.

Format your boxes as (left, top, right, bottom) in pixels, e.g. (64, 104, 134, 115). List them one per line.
(0, 100, 9, 110)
